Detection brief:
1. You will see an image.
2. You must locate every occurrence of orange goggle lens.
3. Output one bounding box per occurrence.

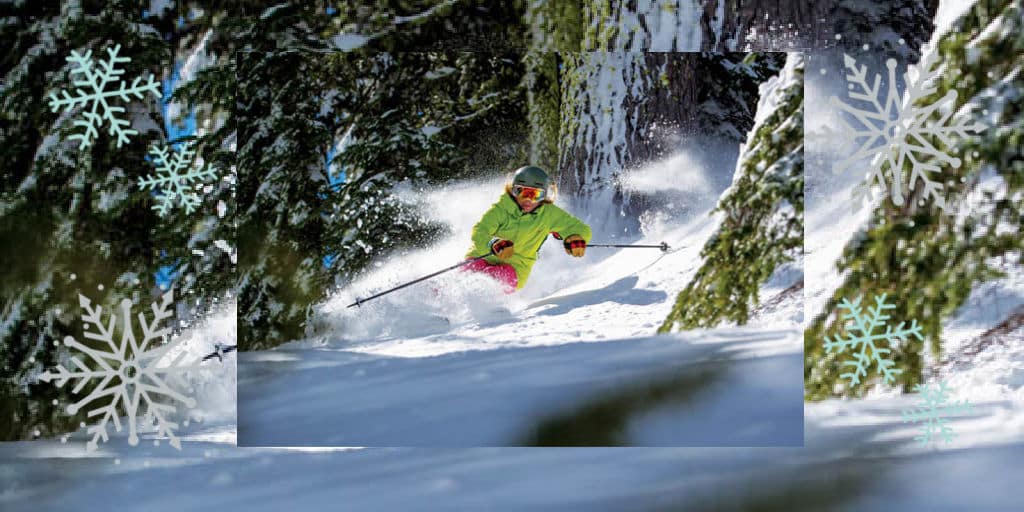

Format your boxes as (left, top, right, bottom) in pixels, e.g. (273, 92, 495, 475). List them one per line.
(514, 185, 545, 201)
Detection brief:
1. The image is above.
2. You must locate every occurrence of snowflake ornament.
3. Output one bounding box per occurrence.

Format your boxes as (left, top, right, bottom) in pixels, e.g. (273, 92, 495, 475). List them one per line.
(138, 143, 218, 216)
(901, 381, 971, 445)
(824, 294, 923, 387)
(47, 44, 162, 149)
(830, 49, 985, 211)
(39, 290, 201, 451)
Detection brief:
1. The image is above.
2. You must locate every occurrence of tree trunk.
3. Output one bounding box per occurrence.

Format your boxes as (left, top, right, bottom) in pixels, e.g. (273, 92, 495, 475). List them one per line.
(558, 53, 702, 232)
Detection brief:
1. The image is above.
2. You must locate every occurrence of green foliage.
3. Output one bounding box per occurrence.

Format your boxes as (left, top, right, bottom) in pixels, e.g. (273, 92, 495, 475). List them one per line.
(585, 0, 618, 50)
(805, 0, 1024, 399)
(661, 54, 804, 333)
(225, 6, 530, 350)
(0, 2, 227, 440)
(328, 0, 528, 51)
(322, 50, 529, 266)
(232, 14, 335, 348)
(525, 0, 584, 51)
(695, 52, 788, 140)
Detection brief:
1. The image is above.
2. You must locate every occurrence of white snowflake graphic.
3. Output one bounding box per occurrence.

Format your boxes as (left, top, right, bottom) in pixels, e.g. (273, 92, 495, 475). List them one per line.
(39, 290, 201, 451)
(901, 381, 972, 445)
(830, 49, 985, 211)
(824, 294, 923, 387)
(47, 44, 162, 149)
(137, 143, 218, 216)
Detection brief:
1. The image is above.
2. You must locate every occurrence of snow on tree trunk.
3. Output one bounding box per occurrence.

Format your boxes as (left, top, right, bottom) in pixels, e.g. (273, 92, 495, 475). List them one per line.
(556, 52, 645, 232)
(583, 0, 705, 51)
(557, 52, 700, 232)
(533, 1, 935, 53)
(660, 52, 804, 332)
(556, 50, 778, 234)
(578, 0, 823, 51)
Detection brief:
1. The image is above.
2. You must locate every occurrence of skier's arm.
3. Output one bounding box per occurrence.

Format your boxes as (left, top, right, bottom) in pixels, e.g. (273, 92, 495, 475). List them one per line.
(469, 204, 506, 256)
(548, 206, 592, 243)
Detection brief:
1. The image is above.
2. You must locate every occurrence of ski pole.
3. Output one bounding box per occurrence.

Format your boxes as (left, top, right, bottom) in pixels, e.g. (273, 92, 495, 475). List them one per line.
(587, 242, 670, 252)
(201, 344, 237, 362)
(347, 254, 489, 308)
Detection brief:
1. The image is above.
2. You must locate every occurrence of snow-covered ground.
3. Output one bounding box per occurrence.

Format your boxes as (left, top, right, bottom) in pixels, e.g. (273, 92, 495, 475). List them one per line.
(239, 328, 802, 446)
(6, 236, 1018, 508)
(3, 397, 1022, 511)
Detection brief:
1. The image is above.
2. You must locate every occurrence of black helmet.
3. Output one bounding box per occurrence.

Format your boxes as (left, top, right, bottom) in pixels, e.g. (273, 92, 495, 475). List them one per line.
(512, 166, 550, 190)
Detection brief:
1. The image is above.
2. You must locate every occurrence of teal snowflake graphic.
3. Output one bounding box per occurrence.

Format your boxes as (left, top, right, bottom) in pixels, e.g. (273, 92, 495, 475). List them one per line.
(47, 44, 162, 149)
(138, 143, 218, 216)
(824, 294, 923, 387)
(902, 381, 972, 445)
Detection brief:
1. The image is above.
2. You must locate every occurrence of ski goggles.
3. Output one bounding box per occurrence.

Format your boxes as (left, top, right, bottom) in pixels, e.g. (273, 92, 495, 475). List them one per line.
(512, 185, 546, 201)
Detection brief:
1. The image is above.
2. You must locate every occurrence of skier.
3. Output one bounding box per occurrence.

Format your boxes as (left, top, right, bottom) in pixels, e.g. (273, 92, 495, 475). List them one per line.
(464, 166, 591, 292)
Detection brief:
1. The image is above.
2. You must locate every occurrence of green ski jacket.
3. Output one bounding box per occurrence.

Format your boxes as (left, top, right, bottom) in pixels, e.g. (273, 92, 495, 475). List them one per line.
(466, 192, 592, 289)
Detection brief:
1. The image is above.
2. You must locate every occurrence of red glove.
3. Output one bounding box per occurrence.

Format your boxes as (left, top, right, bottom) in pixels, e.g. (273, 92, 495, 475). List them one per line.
(563, 235, 586, 257)
(490, 238, 514, 261)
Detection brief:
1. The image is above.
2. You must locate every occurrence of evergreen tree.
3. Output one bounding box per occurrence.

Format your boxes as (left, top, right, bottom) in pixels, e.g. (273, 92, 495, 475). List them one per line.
(805, 0, 1023, 399)
(660, 53, 804, 332)
(229, 7, 336, 349)
(152, 2, 237, 319)
(330, 0, 527, 52)
(0, 1, 232, 439)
